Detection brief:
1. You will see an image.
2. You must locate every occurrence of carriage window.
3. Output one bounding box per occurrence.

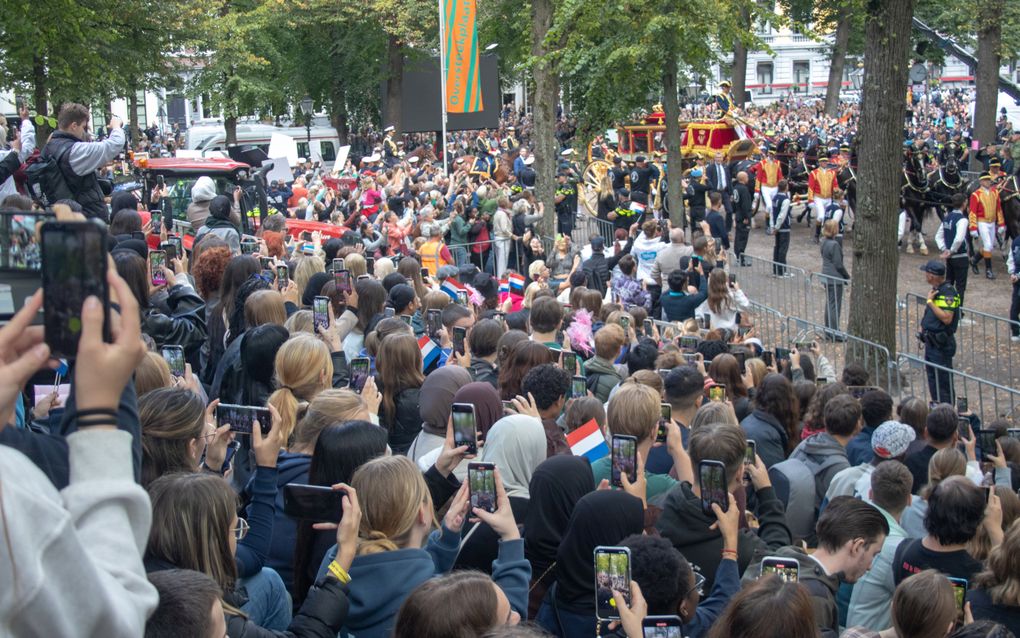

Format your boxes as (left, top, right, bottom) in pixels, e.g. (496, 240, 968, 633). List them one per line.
(757, 62, 773, 95)
(320, 141, 336, 162)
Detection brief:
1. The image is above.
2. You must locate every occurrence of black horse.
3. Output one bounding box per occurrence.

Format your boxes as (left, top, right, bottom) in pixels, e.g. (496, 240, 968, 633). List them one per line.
(965, 174, 1020, 251)
(927, 152, 967, 222)
(900, 150, 934, 254)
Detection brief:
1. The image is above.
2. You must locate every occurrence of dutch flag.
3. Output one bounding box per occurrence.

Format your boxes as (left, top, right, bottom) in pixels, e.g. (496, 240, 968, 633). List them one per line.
(418, 335, 440, 369)
(566, 418, 609, 463)
(499, 279, 510, 295)
(441, 277, 466, 301)
(507, 273, 526, 295)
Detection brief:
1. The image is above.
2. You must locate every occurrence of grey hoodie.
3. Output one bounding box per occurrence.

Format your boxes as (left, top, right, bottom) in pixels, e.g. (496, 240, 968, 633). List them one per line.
(790, 432, 850, 508)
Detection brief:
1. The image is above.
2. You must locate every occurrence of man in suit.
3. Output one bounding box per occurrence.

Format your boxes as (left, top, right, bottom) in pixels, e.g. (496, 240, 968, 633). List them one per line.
(733, 171, 753, 265)
(706, 151, 733, 232)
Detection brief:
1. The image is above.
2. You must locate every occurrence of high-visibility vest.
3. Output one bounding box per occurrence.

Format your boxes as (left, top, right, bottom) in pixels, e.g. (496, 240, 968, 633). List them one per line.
(421, 238, 451, 276)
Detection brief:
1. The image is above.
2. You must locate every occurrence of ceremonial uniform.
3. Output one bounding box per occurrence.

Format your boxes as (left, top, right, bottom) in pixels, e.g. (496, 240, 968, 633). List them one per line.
(753, 155, 783, 215)
(918, 266, 961, 406)
(935, 208, 970, 304)
(808, 161, 837, 238)
(383, 134, 399, 167)
(968, 182, 1006, 278)
(714, 91, 735, 118)
(770, 191, 792, 276)
(501, 134, 518, 152)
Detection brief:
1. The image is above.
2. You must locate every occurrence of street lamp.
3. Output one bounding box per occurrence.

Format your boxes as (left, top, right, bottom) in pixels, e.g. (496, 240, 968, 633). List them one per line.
(299, 96, 313, 158)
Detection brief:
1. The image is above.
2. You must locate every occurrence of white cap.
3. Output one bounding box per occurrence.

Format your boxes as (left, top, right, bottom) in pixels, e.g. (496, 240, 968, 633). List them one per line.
(384, 125, 395, 132)
(365, 153, 380, 163)
(407, 156, 419, 163)
(455, 157, 465, 165)
(523, 156, 535, 165)
(561, 148, 575, 156)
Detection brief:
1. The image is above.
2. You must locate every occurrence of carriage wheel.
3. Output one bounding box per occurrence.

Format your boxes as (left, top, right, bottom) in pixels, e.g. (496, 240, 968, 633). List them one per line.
(581, 159, 612, 215)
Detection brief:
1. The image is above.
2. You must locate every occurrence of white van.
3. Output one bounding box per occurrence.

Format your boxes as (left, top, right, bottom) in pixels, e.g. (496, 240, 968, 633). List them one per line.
(185, 121, 343, 167)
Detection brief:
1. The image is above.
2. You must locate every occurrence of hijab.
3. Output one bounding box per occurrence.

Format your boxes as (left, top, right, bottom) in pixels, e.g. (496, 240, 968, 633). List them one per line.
(301, 271, 332, 307)
(554, 491, 644, 612)
(418, 367, 473, 435)
(524, 455, 595, 576)
(452, 382, 502, 441)
(480, 415, 546, 498)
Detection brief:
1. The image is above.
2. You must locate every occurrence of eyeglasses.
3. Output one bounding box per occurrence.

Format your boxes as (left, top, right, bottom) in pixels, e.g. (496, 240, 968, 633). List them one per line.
(233, 518, 249, 541)
(681, 571, 706, 599)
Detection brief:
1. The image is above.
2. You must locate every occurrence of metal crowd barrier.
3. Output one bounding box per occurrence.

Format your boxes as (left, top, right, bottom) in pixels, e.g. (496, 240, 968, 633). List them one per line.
(805, 272, 851, 334)
(897, 293, 1019, 391)
(747, 301, 788, 350)
(731, 253, 812, 321)
(895, 352, 1020, 422)
(784, 314, 896, 394)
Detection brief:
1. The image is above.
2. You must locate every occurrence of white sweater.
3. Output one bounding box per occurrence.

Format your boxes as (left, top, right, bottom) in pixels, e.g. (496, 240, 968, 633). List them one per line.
(0, 429, 157, 637)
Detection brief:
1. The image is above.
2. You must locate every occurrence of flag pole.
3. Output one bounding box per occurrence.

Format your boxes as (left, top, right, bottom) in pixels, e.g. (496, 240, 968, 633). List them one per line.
(438, 0, 449, 175)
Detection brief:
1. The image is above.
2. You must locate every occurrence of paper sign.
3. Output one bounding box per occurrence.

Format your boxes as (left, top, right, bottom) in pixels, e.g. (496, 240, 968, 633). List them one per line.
(34, 384, 70, 407)
(268, 133, 299, 167)
(264, 158, 294, 185)
(972, 140, 980, 150)
(336, 145, 351, 168)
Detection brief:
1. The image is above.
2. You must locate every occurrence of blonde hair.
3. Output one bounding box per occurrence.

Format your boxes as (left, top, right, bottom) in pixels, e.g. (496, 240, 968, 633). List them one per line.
(292, 389, 369, 451)
(345, 253, 367, 279)
(136, 351, 172, 397)
(245, 290, 287, 328)
(269, 335, 333, 444)
(374, 257, 396, 280)
(822, 219, 840, 239)
(745, 357, 767, 390)
(353, 455, 436, 555)
(921, 447, 967, 499)
(626, 370, 664, 396)
(974, 518, 1020, 606)
(284, 309, 314, 334)
(294, 255, 326, 299)
(691, 401, 739, 430)
(522, 281, 545, 309)
(607, 383, 659, 442)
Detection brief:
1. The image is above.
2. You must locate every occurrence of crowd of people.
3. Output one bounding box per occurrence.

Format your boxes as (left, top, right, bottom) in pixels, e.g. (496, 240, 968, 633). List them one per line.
(2, 92, 1020, 638)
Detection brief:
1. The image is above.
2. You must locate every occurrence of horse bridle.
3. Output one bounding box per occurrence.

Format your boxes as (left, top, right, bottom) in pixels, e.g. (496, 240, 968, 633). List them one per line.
(1000, 175, 1019, 203)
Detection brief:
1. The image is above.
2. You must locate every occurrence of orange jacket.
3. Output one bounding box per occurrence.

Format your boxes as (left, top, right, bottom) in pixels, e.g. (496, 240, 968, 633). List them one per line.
(968, 188, 1005, 229)
(753, 159, 783, 189)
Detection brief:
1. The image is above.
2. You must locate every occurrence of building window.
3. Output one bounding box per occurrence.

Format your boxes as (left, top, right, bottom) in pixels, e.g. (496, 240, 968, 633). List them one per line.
(793, 61, 810, 92)
(757, 62, 774, 94)
(320, 141, 336, 162)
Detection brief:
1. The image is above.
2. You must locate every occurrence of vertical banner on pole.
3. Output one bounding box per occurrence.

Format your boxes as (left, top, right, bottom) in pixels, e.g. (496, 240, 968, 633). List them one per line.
(444, 0, 483, 114)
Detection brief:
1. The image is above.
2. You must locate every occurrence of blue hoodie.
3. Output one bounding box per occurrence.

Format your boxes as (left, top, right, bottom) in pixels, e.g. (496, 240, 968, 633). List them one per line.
(244, 450, 311, 594)
(317, 527, 530, 638)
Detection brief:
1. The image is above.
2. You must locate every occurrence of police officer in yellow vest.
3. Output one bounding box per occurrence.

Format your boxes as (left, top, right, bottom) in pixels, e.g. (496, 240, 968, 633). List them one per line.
(918, 259, 961, 405)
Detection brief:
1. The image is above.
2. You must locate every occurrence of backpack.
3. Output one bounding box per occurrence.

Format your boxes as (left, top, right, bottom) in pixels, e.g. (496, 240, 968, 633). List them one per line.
(769, 458, 818, 542)
(24, 144, 72, 206)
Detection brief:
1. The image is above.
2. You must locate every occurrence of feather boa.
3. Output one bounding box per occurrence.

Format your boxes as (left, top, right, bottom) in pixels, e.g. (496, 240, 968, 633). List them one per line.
(566, 309, 594, 356)
(466, 284, 484, 307)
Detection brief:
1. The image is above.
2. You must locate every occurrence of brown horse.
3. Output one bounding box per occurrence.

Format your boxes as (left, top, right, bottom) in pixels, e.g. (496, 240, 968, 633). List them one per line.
(404, 145, 437, 164)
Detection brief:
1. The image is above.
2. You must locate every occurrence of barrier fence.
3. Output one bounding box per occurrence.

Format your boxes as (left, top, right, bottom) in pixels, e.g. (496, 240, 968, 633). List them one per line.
(895, 353, 1020, 421)
(732, 253, 812, 320)
(784, 314, 896, 394)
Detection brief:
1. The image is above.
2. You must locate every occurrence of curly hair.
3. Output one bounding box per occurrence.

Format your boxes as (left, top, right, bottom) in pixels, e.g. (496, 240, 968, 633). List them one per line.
(191, 246, 232, 299)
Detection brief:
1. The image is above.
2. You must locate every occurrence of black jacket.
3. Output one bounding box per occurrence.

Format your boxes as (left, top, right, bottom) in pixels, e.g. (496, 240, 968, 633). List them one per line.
(41, 131, 107, 220)
(225, 576, 349, 638)
(143, 283, 207, 370)
(468, 359, 499, 387)
(733, 183, 753, 222)
(381, 386, 422, 455)
(0, 150, 20, 184)
(581, 236, 635, 295)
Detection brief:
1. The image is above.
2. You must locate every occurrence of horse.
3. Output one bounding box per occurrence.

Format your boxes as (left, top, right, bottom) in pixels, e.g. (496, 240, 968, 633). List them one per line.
(926, 153, 966, 222)
(836, 163, 857, 230)
(900, 150, 934, 255)
(404, 145, 437, 165)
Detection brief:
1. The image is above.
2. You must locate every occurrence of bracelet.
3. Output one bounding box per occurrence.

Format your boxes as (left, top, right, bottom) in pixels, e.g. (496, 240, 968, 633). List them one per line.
(721, 548, 738, 558)
(70, 408, 119, 419)
(327, 560, 352, 584)
(76, 417, 120, 428)
(200, 462, 226, 476)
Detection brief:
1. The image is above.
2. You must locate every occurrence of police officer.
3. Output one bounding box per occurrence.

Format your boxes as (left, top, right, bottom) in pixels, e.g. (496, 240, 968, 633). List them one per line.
(918, 259, 961, 405)
(935, 192, 970, 306)
(629, 155, 659, 200)
(554, 170, 577, 236)
(610, 156, 627, 194)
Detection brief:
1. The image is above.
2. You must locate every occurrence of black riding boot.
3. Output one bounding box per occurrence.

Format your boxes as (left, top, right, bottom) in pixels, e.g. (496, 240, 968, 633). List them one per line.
(986, 257, 995, 280)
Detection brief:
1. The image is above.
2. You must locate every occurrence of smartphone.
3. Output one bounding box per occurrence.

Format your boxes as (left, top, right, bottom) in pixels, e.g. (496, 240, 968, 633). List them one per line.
(728, 273, 737, 285)
(240, 239, 258, 255)
(729, 347, 747, 371)
(150, 210, 162, 230)
(276, 264, 289, 291)
(762, 350, 775, 367)
(420, 267, 429, 280)
(334, 269, 352, 294)
(282, 484, 343, 524)
(709, 384, 727, 402)
(698, 460, 727, 517)
(456, 290, 469, 306)
(365, 257, 374, 274)
(594, 546, 631, 620)
(760, 556, 800, 583)
(384, 306, 395, 319)
(467, 462, 496, 513)
(745, 440, 756, 465)
(683, 352, 699, 366)
(260, 256, 272, 270)
(41, 222, 110, 359)
(453, 326, 467, 356)
(643, 318, 654, 336)
(656, 403, 672, 444)
(956, 396, 968, 413)
(948, 577, 968, 614)
(169, 235, 183, 259)
(494, 311, 506, 326)
(793, 340, 813, 351)
(679, 335, 700, 352)
(642, 616, 682, 638)
(571, 375, 587, 399)
(348, 357, 370, 392)
(611, 434, 638, 488)
(159, 240, 177, 262)
(958, 418, 972, 440)
(426, 309, 443, 339)
(774, 347, 791, 363)
(332, 258, 345, 273)
(161, 345, 185, 377)
(738, 325, 750, 338)
(313, 296, 330, 332)
(620, 316, 630, 331)
(816, 377, 829, 387)
(400, 314, 412, 325)
(561, 350, 578, 375)
(975, 429, 998, 462)
(219, 440, 240, 474)
(656, 369, 671, 383)
(502, 400, 513, 412)
(702, 313, 712, 329)
(149, 250, 167, 286)
(215, 403, 271, 436)
(451, 403, 478, 454)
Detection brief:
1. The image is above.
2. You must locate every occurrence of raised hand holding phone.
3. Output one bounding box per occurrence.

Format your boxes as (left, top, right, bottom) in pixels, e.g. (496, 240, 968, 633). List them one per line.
(470, 466, 520, 541)
(619, 449, 648, 507)
(251, 403, 283, 469)
(609, 580, 648, 638)
(0, 291, 53, 427)
(709, 491, 740, 553)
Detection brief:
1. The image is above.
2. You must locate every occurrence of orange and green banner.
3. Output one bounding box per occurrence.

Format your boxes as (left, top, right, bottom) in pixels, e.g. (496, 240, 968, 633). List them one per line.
(444, 0, 483, 113)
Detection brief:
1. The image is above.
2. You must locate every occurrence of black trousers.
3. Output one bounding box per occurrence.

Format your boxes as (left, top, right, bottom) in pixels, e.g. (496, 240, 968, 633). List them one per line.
(734, 222, 750, 259)
(946, 254, 969, 305)
(773, 231, 790, 275)
(1010, 281, 1020, 337)
(925, 343, 955, 406)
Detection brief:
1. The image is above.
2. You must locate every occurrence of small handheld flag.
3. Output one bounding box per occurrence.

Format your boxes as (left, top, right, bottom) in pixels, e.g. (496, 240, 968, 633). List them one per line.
(441, 277, 466, 301)
(418, 335, 440, 369)
(566, 418, 608, 463)
(507, 273, 526, 295)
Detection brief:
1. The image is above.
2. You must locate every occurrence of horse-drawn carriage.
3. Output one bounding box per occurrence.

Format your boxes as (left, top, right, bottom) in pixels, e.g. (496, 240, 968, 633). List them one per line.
(579, 111, 759, 215)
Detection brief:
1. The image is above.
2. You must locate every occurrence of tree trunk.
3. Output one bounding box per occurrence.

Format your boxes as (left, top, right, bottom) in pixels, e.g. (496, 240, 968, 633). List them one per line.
(225, 115, 238, 146)
(662, 55, 685, 228)
(128, 90, 139, 147)
(32, 57, 50, 144)
(824, 3, 851, 117)
(972, 2, 1003, 170)
(730, 7, 751, 105)
(848, 0, 916, 362)
(384, 35, 404, 132)
(531, 0, 558, 236)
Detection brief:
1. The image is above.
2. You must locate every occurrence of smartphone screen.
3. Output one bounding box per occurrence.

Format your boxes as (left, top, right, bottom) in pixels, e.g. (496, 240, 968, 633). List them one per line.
(561, 351, 578, 376)
(656, 403, 671, 443)
(745, 440, 756, 465)
(1008, 428, 1020, 440)
(365, 257, 374, 274)
(160, 241, 176, 262)
(611, 435, 638, 488)
(451, 403, 478, 454)
(956, 397, 968, 413)
(643, 318, 654, 336)
(679, 336, 700, 352)
(958, 418, 972, 440)
(161, 345, 185, 377)
(816, 377, 829, 387)
(642, 616, 683, 638)
(738, 325, 750, 337)
(420, 267, 429, 280)
(468, 462, 496, 513)
(761, 556, 800, 582)
(282, 484, 343, 523)
(494, 312, 506, 326)
(41, 222, 110, 359)
(976, 429, 998, 461)
(709, 384, 726, 402)
(456, 290, 469, 307)
(240, 240, 258, 255)
(384, 306, 396, 319)
(571, 375, 587, 399)
(149, 250, 167, 286)
(348, 357, 370, 392)
(793, 340, 813, 350)
(334, 269, 351, 294)
(276, 265, 289, 291)
(728, 273, 737, 285)
(426, 309, 443, 340)
(948, 577, 968, 614)
(150, 210, 162, 229)
(594, 546, 631, 620)
(620, 316, 630, 331)
(698, 460, 727, 516)
(216, 403, 271, 435)
(333, 258, 345, 273)
(453, 326, 467, 356)
(774, 347, 791, 363)
(313, 296, 330, 332)
(260, 256, 272, 270)
(169, 236, 183, 258)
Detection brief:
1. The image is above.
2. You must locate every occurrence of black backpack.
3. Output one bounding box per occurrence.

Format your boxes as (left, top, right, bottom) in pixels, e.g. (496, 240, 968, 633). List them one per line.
(24, 144, 73, 206)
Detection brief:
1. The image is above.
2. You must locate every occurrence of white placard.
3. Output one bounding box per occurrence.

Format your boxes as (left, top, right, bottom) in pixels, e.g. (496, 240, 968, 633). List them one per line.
(336, 145, 351, 168)
(264, 158, 294, 185)
(268, 133, 299, 167)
